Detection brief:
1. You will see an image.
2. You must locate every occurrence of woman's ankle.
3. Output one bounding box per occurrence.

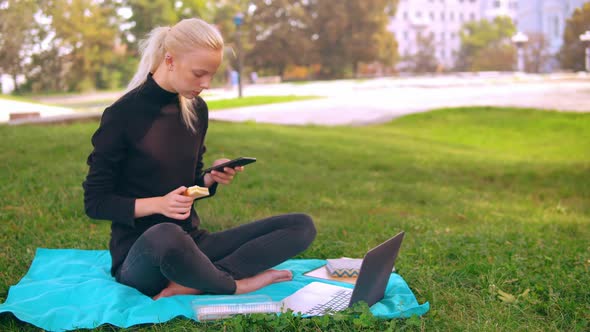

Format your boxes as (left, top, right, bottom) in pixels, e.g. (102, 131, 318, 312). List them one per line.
(234, 269, 292, 294)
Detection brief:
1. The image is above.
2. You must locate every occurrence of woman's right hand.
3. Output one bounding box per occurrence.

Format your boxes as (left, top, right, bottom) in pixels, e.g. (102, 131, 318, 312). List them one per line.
(158, 186, 195, 220)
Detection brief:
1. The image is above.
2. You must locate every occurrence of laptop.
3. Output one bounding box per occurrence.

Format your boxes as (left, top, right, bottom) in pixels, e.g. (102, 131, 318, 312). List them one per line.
(281, 231, 405, 316)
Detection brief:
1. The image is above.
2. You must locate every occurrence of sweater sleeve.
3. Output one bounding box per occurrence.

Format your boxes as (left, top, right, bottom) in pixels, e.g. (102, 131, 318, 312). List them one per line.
(82, 107, 136, 227)
(194, 97, 218, 199)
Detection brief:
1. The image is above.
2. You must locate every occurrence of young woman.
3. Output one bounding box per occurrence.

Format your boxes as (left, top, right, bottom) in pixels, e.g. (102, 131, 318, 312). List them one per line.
(82, 18, 316, 300)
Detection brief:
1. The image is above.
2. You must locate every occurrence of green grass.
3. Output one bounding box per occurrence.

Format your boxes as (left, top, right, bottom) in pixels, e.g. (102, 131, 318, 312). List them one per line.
(205, 95, 321, 110)
(30, 95, 321, 113)
(0, 106, 589, 331)
(0, 95, 46, 104)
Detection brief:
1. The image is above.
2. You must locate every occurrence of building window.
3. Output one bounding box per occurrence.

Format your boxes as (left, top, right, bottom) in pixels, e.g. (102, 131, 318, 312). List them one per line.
(430, 12, 435, 20)
(470, 13, 476, 21)
(494, 0, 501, 8)
(416, 11, 422, 18)
(441, 12, 445, 21)
(403, 12, 408, 20)
(450, 12, 454, 21)
(404, 31, 409, 40)
(459, 13, 464, 22)
(554, 16, 559, 38)
(441, 32, 445, 40)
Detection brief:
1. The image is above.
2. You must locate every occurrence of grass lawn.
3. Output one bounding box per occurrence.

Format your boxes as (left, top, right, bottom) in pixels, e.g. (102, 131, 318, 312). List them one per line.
(1, 94, 320, 113)
(48, 95, 320, 112)
(0, 107, 588, 331)
(0, 95, 47, 105)
(206, 95, 321, 110)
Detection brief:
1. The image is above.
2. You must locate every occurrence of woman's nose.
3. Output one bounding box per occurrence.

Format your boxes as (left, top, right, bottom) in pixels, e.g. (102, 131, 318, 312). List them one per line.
(200, 78, 211, 90)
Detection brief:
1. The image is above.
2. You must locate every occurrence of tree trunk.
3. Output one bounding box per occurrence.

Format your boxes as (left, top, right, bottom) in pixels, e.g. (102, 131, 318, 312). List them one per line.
(11, 73, 19, 93)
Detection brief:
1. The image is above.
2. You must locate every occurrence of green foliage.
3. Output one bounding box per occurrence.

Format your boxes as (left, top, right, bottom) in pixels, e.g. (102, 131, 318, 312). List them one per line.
(2, 0, 400, 92)
(125, 0, 210, 53)
(125, 0, 180, 49)
(246, 0, 314, 76)
(311, 0, 399, 78)
(21, 48, 70, 93)
(96, 55, 139, 91)
(456, 16, 517, 71)
(0, 0, 37, 92)
(199, 303, 417, 331)
(35, 0, 122, 92)
(400, 32, 439, 73)
(558, 2, 590, 71)
(1, 107, 589, 331)
(246, 0, 399, 79)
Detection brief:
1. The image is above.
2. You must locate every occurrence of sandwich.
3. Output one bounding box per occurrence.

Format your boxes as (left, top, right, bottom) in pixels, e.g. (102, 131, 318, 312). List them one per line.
(183, 185, 210, 199)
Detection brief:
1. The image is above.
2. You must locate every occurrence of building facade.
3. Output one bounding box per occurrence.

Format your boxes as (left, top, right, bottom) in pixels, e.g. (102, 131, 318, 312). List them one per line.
(518, 0, 587, 55)
(389, 0, 588, 71)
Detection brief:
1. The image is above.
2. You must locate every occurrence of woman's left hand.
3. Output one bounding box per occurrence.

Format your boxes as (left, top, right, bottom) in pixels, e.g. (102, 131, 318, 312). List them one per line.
(203, 158, 245, 187)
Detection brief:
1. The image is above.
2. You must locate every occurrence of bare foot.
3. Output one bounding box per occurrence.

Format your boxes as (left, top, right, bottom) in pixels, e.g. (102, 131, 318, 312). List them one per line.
(235, 269, 293, 294)
(152, 281, 203, 300)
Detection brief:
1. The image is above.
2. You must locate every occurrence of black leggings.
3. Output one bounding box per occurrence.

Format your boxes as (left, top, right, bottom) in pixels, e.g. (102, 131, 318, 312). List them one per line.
(116, 213, 316, 296)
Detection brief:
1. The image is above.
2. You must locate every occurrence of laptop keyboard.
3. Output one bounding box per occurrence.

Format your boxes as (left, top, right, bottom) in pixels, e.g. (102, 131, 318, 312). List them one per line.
(304, 289, 352, 316)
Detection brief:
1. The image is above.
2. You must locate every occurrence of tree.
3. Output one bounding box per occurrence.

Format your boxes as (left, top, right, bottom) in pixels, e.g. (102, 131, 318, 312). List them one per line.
(123, 0, 209, 50)
(37, 0, 121, 91)
(0, 0, 37, 93)
(22, 48, 70, 93)
(402, 32, 438, 73)
(523, 32, 551, 73)
(310, 0, 399, 78)
(124, 0, 178, 48)
(246, 0, 314, 77)
(471, 43, 515, 71)
(346, 0, 399, 74)
(558, 2, 590, 71)
(456, 16, 516, 71)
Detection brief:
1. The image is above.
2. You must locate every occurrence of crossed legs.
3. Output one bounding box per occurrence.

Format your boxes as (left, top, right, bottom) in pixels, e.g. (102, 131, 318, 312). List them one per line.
(116, 213, 316, 299)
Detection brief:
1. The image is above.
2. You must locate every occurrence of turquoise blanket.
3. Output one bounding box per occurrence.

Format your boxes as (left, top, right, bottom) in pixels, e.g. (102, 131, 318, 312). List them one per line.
(0, 248, 429, 331)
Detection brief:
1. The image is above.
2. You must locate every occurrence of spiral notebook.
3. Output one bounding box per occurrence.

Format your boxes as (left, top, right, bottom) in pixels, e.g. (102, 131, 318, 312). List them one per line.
(192, 295, 281, 320)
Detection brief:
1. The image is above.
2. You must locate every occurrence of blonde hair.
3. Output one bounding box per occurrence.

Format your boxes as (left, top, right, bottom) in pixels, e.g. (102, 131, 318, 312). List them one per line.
(126, 18, 224, 132)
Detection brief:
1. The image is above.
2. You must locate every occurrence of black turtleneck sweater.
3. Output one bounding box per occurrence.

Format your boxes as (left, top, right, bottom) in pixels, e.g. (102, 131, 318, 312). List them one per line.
(82, 73, 218, 276)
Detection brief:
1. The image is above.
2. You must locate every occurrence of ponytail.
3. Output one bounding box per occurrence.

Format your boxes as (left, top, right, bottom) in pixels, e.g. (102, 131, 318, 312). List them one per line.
(125, 27, 169, 95)
(125, 19, 223, 133)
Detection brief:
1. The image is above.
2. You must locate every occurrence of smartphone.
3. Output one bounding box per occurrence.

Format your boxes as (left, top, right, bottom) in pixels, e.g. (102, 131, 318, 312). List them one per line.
(202, 157, 257, 173)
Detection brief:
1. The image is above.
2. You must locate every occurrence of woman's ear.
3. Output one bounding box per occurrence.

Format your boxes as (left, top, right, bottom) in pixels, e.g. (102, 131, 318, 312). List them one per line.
(165, 53, 174, 71)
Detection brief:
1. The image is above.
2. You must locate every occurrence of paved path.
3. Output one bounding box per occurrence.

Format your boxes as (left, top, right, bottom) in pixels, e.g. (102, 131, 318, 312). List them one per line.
(2, 73, 589, 126)
(0, 99, 76, 123)
(209, 75, 590, 126)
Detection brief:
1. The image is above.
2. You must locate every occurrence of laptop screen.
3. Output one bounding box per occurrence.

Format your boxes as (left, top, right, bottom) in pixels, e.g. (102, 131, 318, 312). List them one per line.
(348, 231, 405, 307)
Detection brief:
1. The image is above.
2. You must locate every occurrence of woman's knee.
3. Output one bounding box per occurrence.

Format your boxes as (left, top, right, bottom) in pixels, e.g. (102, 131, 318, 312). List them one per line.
(142, 223, 193, 255)
(288, 213, 317, 249)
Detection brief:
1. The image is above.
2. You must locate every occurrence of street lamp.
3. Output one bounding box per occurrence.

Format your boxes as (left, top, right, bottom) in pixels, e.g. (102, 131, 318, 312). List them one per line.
(511, 32, 528, 72)
(233, 13, 244, 98)
(580, 30, 590, 72)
